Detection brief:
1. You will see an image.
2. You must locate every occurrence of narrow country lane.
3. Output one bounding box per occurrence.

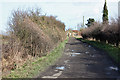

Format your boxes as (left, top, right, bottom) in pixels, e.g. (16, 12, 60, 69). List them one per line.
(37, 37, 120, 78)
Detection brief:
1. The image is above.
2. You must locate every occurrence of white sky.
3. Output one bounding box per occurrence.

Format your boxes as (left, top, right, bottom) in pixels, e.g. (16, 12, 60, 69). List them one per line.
(0, 0, 119, 33)
(0, 0, 119, 2)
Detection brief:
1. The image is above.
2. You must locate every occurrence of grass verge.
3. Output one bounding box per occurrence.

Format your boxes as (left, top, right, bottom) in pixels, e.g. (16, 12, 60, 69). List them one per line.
(77, 38, 120, 67)
(3, 38, 68, 78)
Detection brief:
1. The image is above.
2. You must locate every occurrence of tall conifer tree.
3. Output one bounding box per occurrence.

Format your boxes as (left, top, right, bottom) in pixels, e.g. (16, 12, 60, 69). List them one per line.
(103, 0, 108, 23)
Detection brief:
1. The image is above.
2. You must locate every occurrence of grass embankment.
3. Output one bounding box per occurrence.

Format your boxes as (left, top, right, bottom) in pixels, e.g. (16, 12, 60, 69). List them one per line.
(3, 38, 68, 78)
(77, 38, 120, 66)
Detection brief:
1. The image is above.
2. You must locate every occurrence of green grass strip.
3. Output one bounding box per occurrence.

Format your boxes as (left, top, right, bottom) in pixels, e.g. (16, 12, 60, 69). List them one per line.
(3, 38, 68, 78)
(77, 38, 120, 66)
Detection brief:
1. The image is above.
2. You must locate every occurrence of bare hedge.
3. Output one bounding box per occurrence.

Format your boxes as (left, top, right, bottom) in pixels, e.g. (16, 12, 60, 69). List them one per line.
(81, 18, 120, 47)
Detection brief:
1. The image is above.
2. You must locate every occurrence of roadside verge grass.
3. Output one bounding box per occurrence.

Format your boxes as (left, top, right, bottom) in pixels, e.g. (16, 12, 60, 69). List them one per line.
(77, 38, 120, 67)
(3, 38, 68, 78)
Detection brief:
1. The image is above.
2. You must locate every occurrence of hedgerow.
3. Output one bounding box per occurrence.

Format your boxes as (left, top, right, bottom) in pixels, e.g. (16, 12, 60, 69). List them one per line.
(81, 18, 120, 47)
(2, 8, 66, 73)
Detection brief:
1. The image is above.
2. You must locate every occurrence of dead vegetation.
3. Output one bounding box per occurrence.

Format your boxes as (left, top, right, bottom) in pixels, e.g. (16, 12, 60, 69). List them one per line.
(2, 8, 66, 75)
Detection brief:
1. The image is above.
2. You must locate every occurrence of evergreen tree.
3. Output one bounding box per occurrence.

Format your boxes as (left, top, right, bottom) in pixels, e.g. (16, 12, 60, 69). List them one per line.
(86, 18, 95, 27)
(103, 0, 108, 23)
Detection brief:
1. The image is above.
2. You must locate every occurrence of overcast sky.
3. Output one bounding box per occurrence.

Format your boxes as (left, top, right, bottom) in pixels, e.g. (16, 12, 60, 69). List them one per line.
(0, 0, 119, 33)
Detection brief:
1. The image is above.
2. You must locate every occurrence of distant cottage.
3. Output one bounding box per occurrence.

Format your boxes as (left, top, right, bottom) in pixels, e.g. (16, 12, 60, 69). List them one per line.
(66, 30, 81, 37)
(72, 30, 81, 37)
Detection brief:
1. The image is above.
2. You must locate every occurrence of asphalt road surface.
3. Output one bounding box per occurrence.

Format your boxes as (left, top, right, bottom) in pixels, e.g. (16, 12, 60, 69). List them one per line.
(37, 37, 120, 78)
